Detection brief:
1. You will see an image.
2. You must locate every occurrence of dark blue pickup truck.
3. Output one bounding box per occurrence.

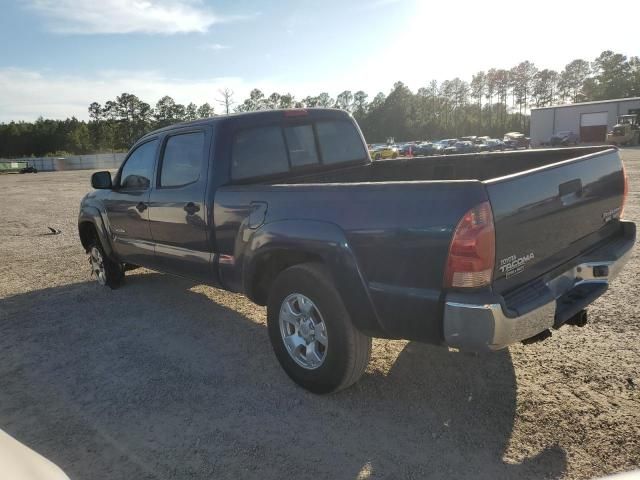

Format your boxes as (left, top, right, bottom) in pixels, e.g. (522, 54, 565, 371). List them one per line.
(79, 108, 635, 393)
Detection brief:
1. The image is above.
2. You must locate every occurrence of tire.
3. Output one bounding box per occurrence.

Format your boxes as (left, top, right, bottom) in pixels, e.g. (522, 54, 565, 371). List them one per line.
(88, 239, 124, 289)
(374, 154, 381, 160)
(267, 263, 372, 394)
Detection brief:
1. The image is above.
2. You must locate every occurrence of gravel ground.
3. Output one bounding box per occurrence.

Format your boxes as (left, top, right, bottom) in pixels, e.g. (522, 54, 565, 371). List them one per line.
(0, 149, 639, 480)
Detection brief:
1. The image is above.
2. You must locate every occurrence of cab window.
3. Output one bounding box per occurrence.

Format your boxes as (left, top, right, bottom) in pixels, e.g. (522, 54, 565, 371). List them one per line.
(284, 125, 319, 167)
(231, 126, 289, 180)
(120, 139, 158, 190)
(160, 132, 205, 187)
(315, 120, 366, 164)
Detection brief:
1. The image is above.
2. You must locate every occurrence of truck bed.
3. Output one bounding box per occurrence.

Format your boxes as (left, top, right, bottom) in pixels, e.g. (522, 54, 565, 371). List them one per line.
(269, 145, 626, 294)
(275, 146, 614, 184)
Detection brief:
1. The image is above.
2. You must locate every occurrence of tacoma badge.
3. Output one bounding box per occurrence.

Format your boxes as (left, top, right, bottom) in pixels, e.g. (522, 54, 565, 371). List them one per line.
(499, 252, 535, 279)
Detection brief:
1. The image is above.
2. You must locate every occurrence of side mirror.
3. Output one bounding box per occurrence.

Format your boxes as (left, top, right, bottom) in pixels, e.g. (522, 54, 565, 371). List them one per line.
(91, 171, 112, 189)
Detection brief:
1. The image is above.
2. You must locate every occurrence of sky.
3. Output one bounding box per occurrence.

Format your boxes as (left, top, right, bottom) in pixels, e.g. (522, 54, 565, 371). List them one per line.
(0, 0, 638, 122)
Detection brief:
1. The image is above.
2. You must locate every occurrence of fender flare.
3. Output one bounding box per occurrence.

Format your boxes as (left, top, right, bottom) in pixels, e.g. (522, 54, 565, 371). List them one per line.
(78, 206, 116, 259)
(241, 219, 385, 336)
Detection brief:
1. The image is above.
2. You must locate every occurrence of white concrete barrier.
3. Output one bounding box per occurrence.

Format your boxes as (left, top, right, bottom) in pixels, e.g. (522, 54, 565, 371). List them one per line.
(0, 153, 127, 172)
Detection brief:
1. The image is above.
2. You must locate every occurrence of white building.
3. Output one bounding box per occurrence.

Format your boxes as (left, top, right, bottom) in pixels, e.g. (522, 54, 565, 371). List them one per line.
(530, 97, 640, 146)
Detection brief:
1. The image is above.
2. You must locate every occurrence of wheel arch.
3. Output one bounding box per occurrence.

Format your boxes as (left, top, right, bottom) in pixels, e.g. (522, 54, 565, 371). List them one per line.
(78, 206, 115, 259)
(242, 220, 384, 336)
(78, 221, 97, 251)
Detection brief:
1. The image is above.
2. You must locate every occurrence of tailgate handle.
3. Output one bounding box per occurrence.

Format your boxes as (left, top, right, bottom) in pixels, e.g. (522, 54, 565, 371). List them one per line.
(559, 179, 582, 206)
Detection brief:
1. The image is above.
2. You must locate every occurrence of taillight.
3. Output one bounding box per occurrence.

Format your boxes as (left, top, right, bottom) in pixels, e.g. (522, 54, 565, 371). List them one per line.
(621, 162, 629, 219)
(444, 201, 495, 289)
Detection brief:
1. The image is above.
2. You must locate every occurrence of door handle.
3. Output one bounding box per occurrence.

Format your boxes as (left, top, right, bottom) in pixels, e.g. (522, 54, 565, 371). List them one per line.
(136, 202, 148, 212)
(184, 202, 200, 215)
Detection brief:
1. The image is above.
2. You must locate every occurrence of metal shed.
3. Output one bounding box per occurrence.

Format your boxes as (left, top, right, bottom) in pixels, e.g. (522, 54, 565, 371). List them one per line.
(530, 97, 640, 146)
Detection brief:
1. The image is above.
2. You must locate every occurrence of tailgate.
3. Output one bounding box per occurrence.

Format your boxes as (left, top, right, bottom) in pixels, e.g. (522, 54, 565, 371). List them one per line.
(486, 148, 626, 294)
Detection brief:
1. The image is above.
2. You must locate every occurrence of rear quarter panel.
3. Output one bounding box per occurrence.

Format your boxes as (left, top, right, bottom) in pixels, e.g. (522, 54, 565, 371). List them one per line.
(214, 181, 488, 341)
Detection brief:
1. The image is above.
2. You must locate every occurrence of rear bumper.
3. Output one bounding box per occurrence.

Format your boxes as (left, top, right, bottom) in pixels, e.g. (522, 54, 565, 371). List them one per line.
(443, 221, 635, 351)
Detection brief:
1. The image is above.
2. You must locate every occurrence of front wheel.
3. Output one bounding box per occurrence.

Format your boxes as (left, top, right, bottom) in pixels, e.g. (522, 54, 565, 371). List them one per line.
(88, 241, 124, 289)
(267, 263, 371, 394)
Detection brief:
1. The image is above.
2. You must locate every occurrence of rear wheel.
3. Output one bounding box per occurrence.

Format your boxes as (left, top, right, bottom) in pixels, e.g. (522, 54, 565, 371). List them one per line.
(88, 240, 124, 289)
(267, 263, 371, 394)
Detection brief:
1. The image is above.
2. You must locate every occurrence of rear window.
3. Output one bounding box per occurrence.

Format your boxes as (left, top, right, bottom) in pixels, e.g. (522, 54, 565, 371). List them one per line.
(232, 126, 289, 180)
(231, 118, 366, 179)
(284, 125, 318, 167)
(316, 120, 366, 164)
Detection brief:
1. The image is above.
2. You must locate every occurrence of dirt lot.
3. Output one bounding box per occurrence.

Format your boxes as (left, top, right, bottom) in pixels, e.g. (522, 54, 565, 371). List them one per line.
(1, 149, 639, 480)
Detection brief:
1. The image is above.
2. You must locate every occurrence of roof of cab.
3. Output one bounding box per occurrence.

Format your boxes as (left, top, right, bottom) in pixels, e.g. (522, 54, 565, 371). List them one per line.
(138, 108, 351, 142)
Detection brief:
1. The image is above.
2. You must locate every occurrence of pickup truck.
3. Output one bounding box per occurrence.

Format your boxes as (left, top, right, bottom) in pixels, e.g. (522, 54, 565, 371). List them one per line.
(79, 108, 635, 394)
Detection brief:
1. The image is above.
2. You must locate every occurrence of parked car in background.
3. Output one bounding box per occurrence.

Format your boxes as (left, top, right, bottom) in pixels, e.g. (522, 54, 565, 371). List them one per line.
(503, 132, 530, 149)
(473, 138, 491, 152)
(548, 131, 580, 146)
(19, 164, 38, 173)
(412, 142, 435, 156)
(434, 139, 456, 152)
(397, 143, 414, 156)
(486, 139, 506, 151)
(369, 144, 398, 160)
(444, 141, 475, 154)
(431, 142, 446, 154)
(459, 136, 478, 145)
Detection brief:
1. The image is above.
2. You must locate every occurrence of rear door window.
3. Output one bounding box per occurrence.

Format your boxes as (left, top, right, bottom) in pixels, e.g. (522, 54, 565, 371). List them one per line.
(284, 125, 319, 167)
(316, 120, 366, 164)
(232, 126, 289, 179)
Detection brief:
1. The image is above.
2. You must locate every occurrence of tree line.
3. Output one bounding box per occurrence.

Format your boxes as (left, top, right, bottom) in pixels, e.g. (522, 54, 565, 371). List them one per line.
(1, 50, 639, 158)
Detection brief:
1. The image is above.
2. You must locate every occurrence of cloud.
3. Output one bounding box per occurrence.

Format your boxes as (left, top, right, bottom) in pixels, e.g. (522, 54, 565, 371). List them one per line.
(359, 0, 403, 10)
(0, 68, 250, 121)
(26, 0, 222, 34)
(0, 65, 422, 123)
(201, 43, 230, 51)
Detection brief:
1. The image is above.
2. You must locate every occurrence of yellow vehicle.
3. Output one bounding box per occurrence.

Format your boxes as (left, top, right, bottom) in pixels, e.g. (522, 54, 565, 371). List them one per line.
(368, 144, 398, 160)
(607, 114, 639, 146)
